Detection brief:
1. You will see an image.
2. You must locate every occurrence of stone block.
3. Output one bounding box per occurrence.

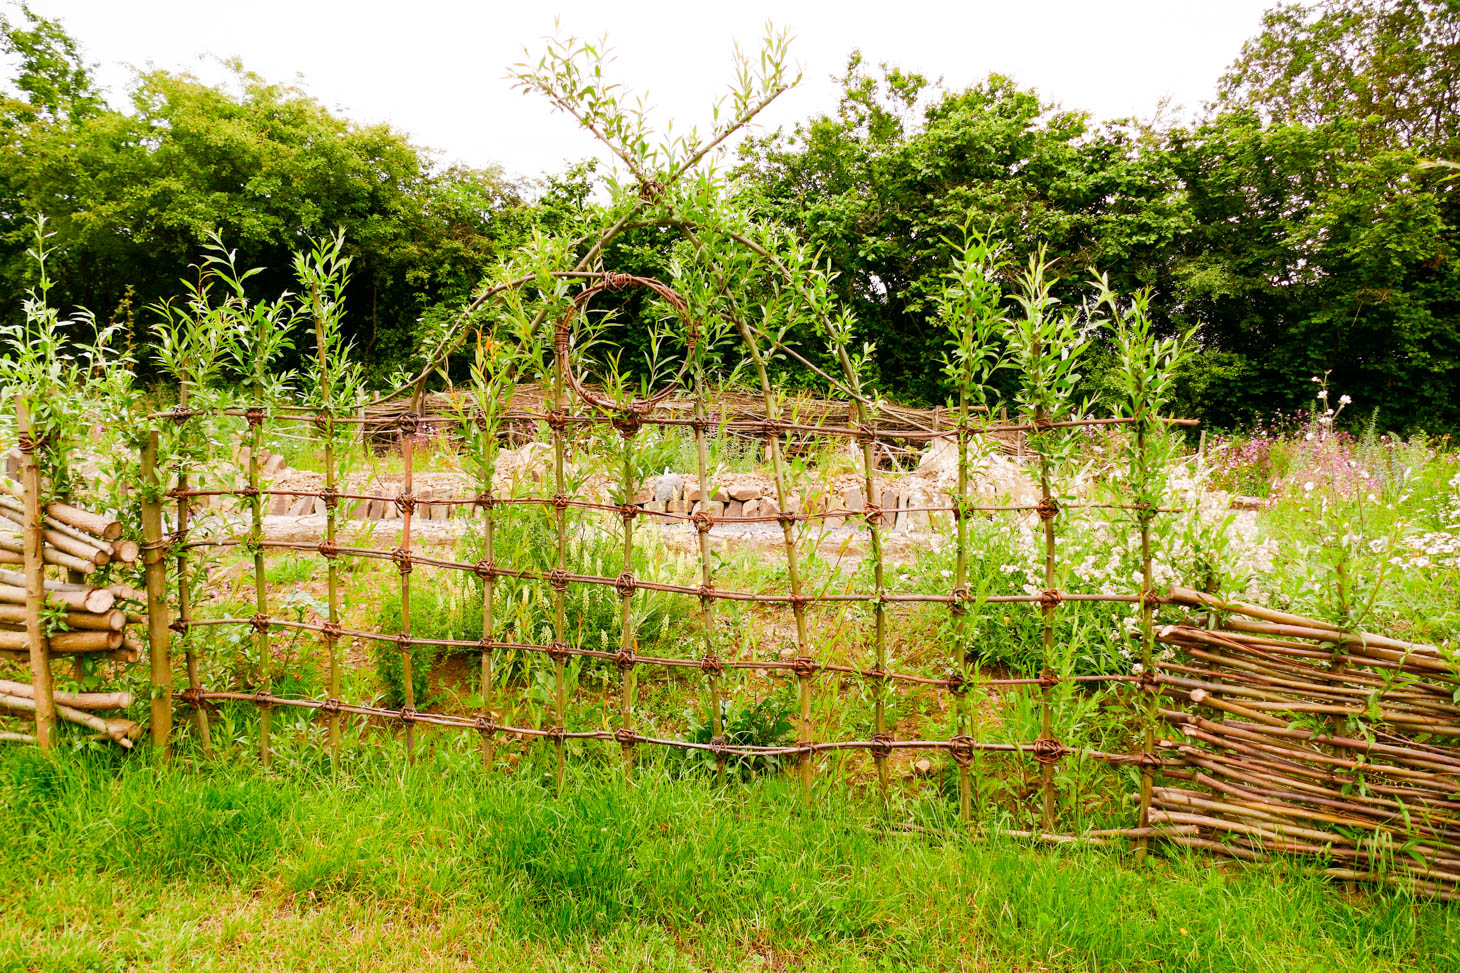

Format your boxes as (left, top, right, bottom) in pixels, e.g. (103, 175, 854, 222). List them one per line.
(727, 483, 760, 502)
(653, 474, 683, 503)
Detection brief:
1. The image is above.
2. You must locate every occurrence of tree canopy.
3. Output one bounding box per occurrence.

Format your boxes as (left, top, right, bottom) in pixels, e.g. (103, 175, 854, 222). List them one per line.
(732, 2, 1459, 429)
(1, 1, 1457, 430)
(0, 5, 568, 377)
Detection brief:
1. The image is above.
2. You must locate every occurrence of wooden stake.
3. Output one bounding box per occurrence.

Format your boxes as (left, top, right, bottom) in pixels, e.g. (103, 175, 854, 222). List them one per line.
(549, 327, 568, 788)
(247, 405, 270, 767)
(690, 362, 724, 786)
(141, 431, 172, 756)
(399, 419, 417, 760)
(174, 382, 211, 756)
(736, 322, 814, 805)
(15, 398, 54, 749)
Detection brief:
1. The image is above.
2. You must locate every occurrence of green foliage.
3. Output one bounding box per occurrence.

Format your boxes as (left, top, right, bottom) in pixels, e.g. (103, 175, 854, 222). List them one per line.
(734, 25, 1460, 433)
(0, 15, 548, 379)
(0, 2, 102, 124)
(369, 584, 463, 710)
(1218, 0, 1460, 152)
(1166, 112, 1458, 429)
(736, 58, 1190, 406)
(682, 688, 796, 780)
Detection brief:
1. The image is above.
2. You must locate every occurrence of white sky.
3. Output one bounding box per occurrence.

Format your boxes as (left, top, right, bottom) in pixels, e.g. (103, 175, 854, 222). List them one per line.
(26, 0, 1274, 181)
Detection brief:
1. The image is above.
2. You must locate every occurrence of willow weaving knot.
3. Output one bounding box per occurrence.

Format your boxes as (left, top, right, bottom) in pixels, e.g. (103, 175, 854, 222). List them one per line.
(391, 547, 413, 574)
(789, 656, 818, 678)
(612, 410, 642, 438)
(1031, 737, 1067, 764)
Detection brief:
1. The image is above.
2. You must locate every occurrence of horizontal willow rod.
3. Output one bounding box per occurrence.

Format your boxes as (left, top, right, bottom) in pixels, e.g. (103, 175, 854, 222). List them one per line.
(175, 615, 1138, 690)
(181, 689, 1165, 765)
(150, 406, 1199, 439)
(173, 540, 1164, 609)
(165, 489, 1181, 521)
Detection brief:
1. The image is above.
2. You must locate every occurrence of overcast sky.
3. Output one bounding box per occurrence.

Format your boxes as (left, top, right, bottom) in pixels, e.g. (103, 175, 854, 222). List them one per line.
(25, 0, 1276, 181)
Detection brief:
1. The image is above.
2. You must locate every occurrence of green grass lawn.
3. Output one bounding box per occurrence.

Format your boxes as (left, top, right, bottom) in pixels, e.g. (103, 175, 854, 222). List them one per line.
(2, 745, 1456, 972)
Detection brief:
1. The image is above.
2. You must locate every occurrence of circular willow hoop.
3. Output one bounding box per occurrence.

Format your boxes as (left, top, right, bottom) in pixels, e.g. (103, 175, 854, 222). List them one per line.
(554, 273, 698, 414)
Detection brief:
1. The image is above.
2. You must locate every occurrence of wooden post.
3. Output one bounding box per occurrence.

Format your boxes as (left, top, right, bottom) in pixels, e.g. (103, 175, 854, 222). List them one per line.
(735, 322, 814, 805)
(858, 402, 888, 809)
(953, 393, 973, 824)
(16, 398, 55, 749)
(140, 431, 172, 755)
(479, 465, 496, 772)
(1036, 407, 1058, 833)
(314, 295, 341, 764)
(690, 361, 724, 786)
(549, 324, 569, 788)
(247, 406, 270, 767)
(175, 383, 211, 756)
(398, 417, 417, 760)
(617, 426, 638, 778)
(1135, 411, 1156, 861)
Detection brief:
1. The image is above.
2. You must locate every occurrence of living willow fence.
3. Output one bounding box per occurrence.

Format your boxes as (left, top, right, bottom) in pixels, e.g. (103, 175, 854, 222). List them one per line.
(5, 272, 1459, 901)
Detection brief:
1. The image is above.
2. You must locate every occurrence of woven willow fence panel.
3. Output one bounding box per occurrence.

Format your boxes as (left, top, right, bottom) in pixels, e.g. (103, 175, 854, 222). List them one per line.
(5, 272, 1457, 901)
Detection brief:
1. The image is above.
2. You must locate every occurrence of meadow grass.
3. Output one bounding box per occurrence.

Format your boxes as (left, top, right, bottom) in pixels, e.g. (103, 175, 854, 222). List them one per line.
(1, 745, 1457, 972)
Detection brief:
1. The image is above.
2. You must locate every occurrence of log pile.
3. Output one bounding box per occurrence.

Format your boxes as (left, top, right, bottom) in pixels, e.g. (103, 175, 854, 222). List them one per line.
(1154, 586, 1460, 900)
(0, 678, 137, 747)
(363, 385, 1021, 458)
(0, 478, 142, 747)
